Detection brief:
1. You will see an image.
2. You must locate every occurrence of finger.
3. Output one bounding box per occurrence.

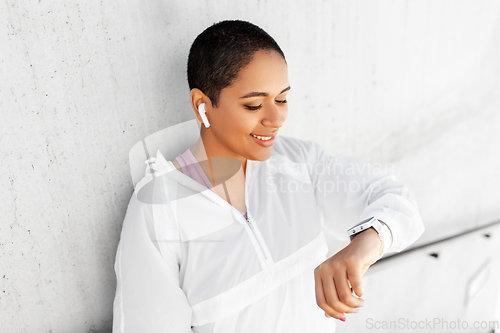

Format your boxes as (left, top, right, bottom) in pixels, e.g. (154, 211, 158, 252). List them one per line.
(321, 271, 356, 314)
(334, 269, 365, 310)
(314, 268, 346, 319)
(348, 282, 361, 298)
(347, 266, 366, 301)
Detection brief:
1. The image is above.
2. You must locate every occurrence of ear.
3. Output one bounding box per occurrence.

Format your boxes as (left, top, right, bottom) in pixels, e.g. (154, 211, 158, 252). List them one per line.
(190, 88, 212, 123)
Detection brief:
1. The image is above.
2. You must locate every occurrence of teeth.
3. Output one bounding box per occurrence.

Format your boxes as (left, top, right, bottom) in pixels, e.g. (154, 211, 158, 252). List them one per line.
(251, 133, 272, 141)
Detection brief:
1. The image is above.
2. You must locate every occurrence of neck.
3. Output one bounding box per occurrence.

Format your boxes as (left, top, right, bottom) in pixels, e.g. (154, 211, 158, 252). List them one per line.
(191, 128, 247, 177)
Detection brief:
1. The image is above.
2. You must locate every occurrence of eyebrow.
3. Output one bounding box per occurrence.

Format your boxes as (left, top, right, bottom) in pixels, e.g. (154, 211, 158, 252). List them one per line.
(239, 86, 291, 99)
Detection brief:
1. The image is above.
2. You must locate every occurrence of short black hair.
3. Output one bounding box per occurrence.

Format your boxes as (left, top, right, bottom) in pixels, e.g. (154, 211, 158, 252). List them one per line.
(187, 20, 286, 107)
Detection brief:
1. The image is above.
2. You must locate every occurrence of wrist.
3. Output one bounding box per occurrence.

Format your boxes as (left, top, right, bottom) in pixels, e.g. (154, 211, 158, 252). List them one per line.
(348, 217, 392, 258)
(350, 227, 384, 256)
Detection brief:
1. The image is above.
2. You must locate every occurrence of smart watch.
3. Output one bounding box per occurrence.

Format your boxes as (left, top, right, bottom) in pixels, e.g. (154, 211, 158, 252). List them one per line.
(347, 217, 393, 257)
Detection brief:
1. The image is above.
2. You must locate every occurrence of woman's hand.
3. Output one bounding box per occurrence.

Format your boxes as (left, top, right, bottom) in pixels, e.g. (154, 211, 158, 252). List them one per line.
(314, 228, 382, 321)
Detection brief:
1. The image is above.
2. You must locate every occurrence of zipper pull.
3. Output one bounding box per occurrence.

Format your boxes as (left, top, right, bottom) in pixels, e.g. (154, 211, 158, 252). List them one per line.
(245, 216, 254, 229)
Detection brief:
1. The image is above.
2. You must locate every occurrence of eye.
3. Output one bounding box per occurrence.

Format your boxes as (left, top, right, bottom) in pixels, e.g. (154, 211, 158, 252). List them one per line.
(276, 99, 287, 104)
(245, 104, 262, 111)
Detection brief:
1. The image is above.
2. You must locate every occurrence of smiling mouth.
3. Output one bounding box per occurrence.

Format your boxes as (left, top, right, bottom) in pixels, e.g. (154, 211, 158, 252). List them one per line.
(250, 133, 274, 141)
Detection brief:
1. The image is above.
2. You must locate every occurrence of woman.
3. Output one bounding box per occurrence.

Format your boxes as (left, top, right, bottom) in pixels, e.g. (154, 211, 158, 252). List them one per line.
(113, 20, 424, 332)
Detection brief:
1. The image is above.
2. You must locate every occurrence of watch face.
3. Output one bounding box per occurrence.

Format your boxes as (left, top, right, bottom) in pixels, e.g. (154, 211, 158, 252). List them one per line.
(347, 217, 377, 239)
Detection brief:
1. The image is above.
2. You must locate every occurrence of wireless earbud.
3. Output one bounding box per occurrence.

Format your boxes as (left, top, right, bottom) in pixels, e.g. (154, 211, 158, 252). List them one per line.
(198, 103, 210, 129)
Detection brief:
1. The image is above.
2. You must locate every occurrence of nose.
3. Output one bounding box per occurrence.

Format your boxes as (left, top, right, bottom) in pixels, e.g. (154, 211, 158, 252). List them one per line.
(262, 103, 287, 129)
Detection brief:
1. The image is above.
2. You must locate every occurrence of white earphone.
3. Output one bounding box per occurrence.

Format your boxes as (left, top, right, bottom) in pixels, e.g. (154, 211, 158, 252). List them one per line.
(198, 103, 210, 129)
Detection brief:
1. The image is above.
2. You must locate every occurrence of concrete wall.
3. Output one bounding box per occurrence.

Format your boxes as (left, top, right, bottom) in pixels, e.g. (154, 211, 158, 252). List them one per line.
(1, 0, 499, 331)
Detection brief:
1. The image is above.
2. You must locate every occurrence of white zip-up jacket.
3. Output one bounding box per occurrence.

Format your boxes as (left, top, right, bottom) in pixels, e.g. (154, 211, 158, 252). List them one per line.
(113, 135, 425, 333)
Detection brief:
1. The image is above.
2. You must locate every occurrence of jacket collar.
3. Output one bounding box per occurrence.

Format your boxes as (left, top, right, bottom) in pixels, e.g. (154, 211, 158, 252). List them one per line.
(151, 148, 258, 212)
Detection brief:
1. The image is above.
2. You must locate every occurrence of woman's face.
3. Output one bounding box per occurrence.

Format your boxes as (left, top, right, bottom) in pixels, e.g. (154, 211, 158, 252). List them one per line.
(203, 50, 289, 163)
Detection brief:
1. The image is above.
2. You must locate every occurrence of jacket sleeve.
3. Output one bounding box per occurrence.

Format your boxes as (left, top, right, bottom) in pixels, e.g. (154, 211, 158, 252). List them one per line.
(112, 174, 194, 333)
(302, 139, 425, 258)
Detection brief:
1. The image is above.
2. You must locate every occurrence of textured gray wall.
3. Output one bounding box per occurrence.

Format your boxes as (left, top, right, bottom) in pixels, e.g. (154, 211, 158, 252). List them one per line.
(2, 0, 500, 331)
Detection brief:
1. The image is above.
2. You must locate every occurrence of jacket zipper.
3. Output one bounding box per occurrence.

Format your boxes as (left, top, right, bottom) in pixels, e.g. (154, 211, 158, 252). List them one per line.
(245, 215, 268, 260)
(242, 160, 272, 267)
